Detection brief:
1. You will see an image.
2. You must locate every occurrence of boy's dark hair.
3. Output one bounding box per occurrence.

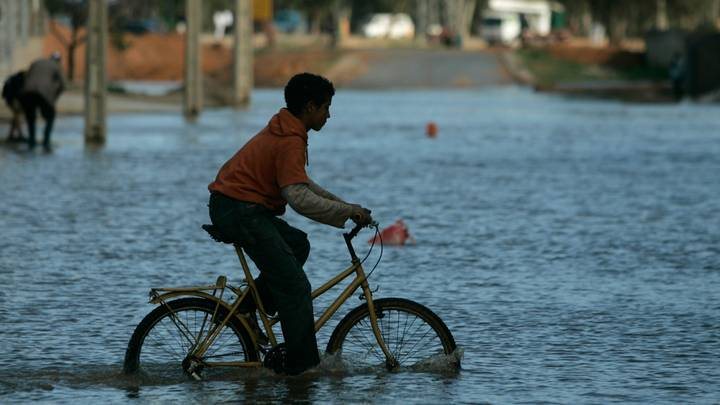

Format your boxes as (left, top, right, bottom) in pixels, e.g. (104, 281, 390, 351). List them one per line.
(284, 73, 335, 115)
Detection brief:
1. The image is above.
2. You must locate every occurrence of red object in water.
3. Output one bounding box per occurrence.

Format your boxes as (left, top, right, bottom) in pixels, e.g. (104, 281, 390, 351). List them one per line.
(368, 219, 416, 246)
(426, 122, 438, 138)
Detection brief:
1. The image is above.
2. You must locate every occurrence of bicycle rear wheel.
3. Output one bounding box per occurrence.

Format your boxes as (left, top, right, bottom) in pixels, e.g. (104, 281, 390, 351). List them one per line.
(326, 298, 459, 370)
(123, 297, 259, 379)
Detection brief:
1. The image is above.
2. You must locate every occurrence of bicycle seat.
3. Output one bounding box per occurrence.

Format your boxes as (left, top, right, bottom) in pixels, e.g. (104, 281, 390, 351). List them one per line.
(202, 224, 235, 244)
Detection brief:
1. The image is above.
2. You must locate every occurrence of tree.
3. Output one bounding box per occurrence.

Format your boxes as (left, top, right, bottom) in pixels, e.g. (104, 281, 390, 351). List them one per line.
(559, 0, 720, 43)
(45, 0, 88, 82)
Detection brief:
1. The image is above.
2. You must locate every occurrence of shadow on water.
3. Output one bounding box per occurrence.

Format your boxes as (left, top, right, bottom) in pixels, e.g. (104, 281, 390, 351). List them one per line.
(0, 354, 463, 402)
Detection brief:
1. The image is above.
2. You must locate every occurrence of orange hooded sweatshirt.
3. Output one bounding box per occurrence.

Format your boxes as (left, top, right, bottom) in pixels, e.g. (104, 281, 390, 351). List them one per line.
(208, 108, 309, 214)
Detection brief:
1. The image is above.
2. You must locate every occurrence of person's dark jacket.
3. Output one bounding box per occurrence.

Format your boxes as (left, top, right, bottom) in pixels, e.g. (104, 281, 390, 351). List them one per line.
(21, 58, 65, 105)
(2, 71, 25, 105)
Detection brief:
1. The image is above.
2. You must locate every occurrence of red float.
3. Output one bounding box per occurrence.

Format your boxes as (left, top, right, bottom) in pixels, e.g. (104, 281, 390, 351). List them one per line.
(426, 122, 438, 138)
(368, 219, 416, 246)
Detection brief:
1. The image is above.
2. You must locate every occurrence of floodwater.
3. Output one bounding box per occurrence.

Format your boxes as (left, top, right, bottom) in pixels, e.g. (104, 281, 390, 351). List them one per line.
(1, 87, 719, 403)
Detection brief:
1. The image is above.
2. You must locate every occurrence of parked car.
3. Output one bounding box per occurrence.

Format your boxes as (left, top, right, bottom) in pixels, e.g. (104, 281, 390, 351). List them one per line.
(362, 13, 415, 39)
(121, 19, 161, 35)
(481, 12, 521, 45)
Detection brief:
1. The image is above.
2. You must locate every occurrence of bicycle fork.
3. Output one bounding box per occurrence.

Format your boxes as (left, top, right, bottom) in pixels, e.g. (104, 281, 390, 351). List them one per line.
(360, 279, 399, 370)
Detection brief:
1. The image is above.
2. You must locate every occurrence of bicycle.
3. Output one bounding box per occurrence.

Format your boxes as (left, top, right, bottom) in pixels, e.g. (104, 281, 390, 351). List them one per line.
(123, 222, 459, 379)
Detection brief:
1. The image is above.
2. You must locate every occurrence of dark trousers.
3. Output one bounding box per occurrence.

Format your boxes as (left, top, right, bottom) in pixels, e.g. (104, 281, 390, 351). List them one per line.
(208, 192, 320, 373)
(5, 100, 24, 141)
(19, 92, 55, 148)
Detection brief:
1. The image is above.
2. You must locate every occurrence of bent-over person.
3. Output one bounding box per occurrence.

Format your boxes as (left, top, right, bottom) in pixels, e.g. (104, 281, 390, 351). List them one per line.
(19, 53, 65, 150)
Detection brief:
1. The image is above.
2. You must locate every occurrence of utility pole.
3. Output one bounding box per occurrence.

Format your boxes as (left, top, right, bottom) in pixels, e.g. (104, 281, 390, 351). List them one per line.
(184, 0, 202, 119)
(232, 0, 252, 106)
(84, 0, 107, 144)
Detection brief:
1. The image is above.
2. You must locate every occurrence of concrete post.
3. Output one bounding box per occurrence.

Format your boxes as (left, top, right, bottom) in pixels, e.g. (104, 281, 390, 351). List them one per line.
(18, 0, 29, 45)
(0, 0, 17, 79)
(232, 0, 252, 106)
(84, 0, 107, 144)
(184, 0, 202, 118)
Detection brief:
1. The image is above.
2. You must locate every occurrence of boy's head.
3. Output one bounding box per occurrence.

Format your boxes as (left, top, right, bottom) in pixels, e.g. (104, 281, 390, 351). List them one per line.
(285, 73, 335, 131)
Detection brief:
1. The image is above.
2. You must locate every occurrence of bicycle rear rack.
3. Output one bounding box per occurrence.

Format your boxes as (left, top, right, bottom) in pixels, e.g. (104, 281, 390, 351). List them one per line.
(149, 275, 246, 301)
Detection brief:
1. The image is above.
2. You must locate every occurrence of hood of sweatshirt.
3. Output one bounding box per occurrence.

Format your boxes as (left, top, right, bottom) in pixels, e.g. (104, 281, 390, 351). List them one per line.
(268, 108, 308, 143)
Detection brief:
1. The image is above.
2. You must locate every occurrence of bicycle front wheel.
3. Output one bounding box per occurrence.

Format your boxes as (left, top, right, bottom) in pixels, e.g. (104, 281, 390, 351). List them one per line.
(123, 297, 259, 380)
(327, 298, 459, 370)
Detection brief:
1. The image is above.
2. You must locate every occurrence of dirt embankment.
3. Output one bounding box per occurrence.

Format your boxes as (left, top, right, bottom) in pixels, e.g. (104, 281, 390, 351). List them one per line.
(44, 27, 348, 87)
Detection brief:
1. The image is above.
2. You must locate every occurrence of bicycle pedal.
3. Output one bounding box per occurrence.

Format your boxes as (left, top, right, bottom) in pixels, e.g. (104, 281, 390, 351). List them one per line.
(263, 343, 288, 374)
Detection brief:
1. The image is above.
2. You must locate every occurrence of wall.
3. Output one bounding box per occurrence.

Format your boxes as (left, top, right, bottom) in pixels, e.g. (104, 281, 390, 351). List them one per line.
(0, 0, 45, 79)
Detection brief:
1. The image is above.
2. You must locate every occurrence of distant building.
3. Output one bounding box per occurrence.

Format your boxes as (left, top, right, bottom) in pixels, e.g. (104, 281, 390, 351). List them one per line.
(0, 0, 46, 79)
(481, 0, 564, 45)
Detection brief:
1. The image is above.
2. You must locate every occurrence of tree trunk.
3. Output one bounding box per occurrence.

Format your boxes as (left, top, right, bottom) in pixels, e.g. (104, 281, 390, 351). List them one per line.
(656, 0, 669, 30)
(67, 44, 76, 82)
(462, 0, 477, 37)
(310, 10, 322, 34)
(603, 3, 627, 46)
(67, 29, 77, 82)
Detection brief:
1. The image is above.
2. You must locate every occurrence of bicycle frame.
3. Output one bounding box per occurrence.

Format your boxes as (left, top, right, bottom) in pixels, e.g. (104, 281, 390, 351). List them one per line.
(148, 224, 397, 370)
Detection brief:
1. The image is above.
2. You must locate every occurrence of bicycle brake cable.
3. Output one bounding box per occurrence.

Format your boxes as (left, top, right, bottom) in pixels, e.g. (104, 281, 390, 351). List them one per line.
(361, 224, 383, 281)
(359, 225, 376, 265)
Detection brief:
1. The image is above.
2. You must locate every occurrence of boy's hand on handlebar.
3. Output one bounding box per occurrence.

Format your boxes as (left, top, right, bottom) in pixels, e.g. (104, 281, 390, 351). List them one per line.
(350, 205, 373, 227)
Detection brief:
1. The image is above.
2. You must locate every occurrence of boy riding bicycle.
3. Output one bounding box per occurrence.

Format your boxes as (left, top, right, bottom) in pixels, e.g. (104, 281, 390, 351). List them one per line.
(208, 73, 373, 375)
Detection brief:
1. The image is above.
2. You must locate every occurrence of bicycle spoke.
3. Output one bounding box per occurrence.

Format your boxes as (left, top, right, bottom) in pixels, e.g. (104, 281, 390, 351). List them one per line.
(394, 314, 427, 362)
(138, 306, 249, 372)
(345, 319, 385, 362)
(330, 300, 455, 370)
(396, 311, 420, 354)
(397, 324, 437, 364)
(205, 326, 240, 360)
(166, 308, 199, 349)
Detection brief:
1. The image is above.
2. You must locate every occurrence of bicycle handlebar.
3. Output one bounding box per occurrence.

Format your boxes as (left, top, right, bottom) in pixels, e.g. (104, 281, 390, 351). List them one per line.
(343, 221, 378, 261)
(345, 221, 378, 240)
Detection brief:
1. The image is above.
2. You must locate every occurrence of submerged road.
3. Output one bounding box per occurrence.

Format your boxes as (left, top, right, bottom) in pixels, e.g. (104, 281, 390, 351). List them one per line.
(1, 87, 719, 403)
(340, 48, 511, 89)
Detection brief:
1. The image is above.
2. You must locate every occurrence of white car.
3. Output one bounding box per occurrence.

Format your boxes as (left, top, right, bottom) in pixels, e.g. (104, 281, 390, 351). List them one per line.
(362, 13, 415, 39)
(481, 12, 521, 45)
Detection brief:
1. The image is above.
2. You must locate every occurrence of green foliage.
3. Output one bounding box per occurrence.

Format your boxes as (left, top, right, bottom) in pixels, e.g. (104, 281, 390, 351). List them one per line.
(517, 48, 668, 86)
(44, 0, 88, 27)
(557, 0, 720, 39)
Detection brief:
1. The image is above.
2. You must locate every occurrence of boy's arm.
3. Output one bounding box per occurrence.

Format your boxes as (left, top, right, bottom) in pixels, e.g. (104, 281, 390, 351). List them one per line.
(281, 183, 360, 228)
(307, 177, 346, 203)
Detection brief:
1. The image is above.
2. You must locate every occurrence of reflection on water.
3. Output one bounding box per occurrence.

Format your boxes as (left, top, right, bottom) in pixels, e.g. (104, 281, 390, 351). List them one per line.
(1, 87, 719, 403)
